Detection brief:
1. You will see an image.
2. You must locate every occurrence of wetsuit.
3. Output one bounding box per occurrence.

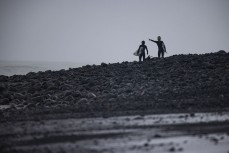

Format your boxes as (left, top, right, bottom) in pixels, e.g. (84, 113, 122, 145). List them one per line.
(138, 44, 148, 61)
(150, 40, 166, 58)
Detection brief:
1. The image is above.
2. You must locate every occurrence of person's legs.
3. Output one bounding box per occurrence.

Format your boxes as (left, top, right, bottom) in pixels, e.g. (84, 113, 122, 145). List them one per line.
(139, 54, 142, 61)
(162, 51, 164, 58)
(158, 51, 160, 58)
(142, 53, 145, 61)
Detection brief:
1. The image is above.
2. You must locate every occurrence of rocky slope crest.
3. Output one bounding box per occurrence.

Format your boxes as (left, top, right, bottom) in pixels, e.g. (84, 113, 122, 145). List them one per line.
(0, 51, 229, 119)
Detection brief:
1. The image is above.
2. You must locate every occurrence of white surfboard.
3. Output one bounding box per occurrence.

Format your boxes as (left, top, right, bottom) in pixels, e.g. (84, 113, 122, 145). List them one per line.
(133, 50, 139, 56)
(134, 50, 139, 56)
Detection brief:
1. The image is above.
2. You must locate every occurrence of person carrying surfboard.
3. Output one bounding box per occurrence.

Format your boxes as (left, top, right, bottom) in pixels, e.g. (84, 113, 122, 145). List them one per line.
(137, 41, 149, 62)
(149, 36, 166, 58)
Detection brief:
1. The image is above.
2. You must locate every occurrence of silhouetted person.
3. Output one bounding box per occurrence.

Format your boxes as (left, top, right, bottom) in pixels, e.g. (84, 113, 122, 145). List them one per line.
(149, 36, 166, 58)
(138, 41, 148, 62)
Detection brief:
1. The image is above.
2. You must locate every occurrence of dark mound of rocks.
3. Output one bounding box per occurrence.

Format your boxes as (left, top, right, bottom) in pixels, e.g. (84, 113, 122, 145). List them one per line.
(0, 51, 229, 119)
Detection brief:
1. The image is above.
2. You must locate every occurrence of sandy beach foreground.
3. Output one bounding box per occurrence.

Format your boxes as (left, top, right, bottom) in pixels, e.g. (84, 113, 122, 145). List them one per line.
(1, 112, 229, 153)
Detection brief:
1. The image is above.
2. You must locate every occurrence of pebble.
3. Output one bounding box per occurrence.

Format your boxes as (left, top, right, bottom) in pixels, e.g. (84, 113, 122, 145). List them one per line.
(78, 98, 89, 104)
(32, 96, 43, 103)
(169, 147, 176, 152)
(87, 92, 96, 99)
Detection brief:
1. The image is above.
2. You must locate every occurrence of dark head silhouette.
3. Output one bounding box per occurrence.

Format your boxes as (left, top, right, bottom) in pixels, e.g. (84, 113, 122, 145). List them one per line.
(157, 36, 161, 41)
(149, 36, 166, 58)
(141, 41, 145, 45)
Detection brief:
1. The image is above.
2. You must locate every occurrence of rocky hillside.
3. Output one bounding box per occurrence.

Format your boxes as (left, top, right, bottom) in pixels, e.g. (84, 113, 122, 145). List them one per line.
(0, 51, 229, 118)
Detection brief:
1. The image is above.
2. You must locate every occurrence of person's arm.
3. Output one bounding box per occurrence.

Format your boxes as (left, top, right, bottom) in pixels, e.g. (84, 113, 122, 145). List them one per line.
(146, 46, 148, 55)
(149, 39, 156, 43)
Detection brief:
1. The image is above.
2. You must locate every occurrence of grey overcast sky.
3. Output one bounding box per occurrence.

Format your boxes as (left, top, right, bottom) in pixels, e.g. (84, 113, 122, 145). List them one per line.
(0, 0, 229, 64)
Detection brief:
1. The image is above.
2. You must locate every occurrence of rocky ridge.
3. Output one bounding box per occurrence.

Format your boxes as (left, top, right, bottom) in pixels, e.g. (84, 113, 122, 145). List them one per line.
(0, 51, 229, 119)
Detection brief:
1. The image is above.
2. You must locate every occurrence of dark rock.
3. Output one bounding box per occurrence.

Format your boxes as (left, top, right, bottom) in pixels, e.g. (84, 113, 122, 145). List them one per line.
(48, 86, 58, 90)
(27, 87, 36, 94)
(217, 50, 227, 54)
(190, 113, 195, 117)
(59, 84, 72, 90)
(0, 75, 8, 82)
(22, 101, 28, 105)
(64, 91, 73, 97)
(73, 91, 82, 98)
(154, 134, 162, 138)
(41, 82, 48, 89)
(78, 98, 89, 104)
(64, 95, 75, 102)
(143, 142, 149, 147)
(88, 81, 95, 87)
(26, 103, 36, 108)
(101, 62, 107, 67)
(14, 93, 25, 100)
(11, 99, 20, 104)
(9, 103, 17, 110)
(0, 85, 5, 94)
(3, 93, 12, 100)
(32, 96, 43, 103)
(8, 86, 17, 92)
(0, 98, 10, 105)
(87, 92, 96, 99)
(108, 98, 116, 102)
(169, 147, 176, 152)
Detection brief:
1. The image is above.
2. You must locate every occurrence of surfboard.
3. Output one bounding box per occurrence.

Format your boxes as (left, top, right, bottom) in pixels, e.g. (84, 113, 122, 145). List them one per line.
(133, 50, 139, 56)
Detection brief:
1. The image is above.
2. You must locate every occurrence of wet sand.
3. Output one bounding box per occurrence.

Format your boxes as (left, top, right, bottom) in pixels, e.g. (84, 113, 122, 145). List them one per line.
(1, 112, 229, 153)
